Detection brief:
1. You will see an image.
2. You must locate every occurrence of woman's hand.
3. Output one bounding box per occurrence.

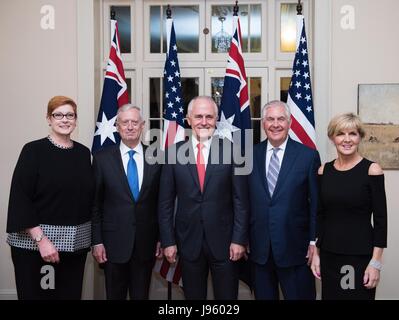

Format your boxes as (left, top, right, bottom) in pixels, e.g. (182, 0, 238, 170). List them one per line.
(38, 237, 60, 263)
(363, 265, 380, 289)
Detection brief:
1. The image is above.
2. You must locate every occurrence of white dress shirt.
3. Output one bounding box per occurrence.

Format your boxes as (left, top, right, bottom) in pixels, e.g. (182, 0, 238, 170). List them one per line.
(265, 137, 288, 175)
(120, 141, 144, 191)
(191, 135, 213, 169)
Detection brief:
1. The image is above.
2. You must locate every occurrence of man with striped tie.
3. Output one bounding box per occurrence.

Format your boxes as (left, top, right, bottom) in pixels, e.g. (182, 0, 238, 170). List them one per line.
(248, 100, 320, 300)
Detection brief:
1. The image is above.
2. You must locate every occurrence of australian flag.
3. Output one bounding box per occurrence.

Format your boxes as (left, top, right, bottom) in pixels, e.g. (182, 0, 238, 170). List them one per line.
(216, 15, 251, 149)
(287, 15, 316, 149)
(92, 18, 129, 153)
(217, 13, 252, 290)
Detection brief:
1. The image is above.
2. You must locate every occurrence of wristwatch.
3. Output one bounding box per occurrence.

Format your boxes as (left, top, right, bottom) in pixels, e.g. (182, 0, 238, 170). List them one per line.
(33, 233, 45, 243)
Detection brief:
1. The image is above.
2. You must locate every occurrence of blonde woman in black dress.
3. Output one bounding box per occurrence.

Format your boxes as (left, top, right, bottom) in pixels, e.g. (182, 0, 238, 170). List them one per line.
(311, 113, 387, 300)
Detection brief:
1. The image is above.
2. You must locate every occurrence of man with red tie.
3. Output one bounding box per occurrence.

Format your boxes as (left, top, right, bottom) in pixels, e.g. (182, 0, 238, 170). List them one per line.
(158, 96, 249, 300)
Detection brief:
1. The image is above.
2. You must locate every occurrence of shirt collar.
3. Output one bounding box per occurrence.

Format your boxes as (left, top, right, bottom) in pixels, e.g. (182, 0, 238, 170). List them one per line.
(267, 136, 289, 152)
(191, 135, 213, 150)
(120, 141, 143, 155)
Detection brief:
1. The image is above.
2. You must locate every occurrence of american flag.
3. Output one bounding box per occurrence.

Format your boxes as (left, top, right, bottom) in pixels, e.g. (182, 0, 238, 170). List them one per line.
(153, 16, 183, 287)
(161, 18, 185, 150)
(216, 15, 251, 147)
(92, 18, 128, 153)
(287, 15, 316, 149)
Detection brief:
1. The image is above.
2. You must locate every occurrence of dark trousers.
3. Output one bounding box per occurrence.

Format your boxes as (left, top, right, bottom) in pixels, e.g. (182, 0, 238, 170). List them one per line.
(253, 249, 315, 300)
(180, 240, 239, 300)
(11, 246, 87, 300)
(104, 254, 154, 300)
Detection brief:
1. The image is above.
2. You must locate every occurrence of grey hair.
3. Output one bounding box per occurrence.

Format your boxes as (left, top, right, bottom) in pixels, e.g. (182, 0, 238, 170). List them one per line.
(186, 96, 218, 117)
(261, 100, 291, 120)
(117, 104, 143, 122)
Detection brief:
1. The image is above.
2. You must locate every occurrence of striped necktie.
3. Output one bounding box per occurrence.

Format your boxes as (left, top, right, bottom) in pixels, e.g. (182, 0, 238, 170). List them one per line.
(267, 147, 280, 196)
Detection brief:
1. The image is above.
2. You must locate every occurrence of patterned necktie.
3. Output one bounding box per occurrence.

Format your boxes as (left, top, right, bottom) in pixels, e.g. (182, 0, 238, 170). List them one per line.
(196, 143, 206, 192)
(267, 147, 280, 196)
(127, 150, 139, 201)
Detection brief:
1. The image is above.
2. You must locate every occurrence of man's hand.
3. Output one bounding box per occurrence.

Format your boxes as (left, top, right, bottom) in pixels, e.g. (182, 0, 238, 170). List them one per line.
(229, 243, 246, 261)
(155, 241, 164, 259)
(306, 244, 315, 265)
(310, 248, 321, 280)
(92, 244, 107, 264)
(164, 245, 177, 263)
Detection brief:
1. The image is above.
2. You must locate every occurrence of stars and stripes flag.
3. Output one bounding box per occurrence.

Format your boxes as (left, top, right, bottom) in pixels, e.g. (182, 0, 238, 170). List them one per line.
(92, 18, 129, 153)
(153, 16, 183, 287)
(287, 15, 316, 149)
(216, 14, 251, 148)
(160, 18, 185, 150)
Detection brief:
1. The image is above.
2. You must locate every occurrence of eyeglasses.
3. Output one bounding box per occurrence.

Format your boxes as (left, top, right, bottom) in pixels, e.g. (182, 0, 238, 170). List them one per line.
(52, 112, 76, 120)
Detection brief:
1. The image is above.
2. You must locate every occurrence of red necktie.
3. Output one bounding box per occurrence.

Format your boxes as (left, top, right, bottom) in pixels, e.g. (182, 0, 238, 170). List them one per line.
(196, 143, 206, 192)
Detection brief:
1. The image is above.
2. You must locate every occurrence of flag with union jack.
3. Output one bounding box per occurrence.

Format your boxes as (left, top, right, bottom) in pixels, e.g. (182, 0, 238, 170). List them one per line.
(216, 14, 251, 148)
(153, 16, 183, 287)
(287, 15, 316, 149)
(216, 12, 252, 290)
(92, 18, 129, 153)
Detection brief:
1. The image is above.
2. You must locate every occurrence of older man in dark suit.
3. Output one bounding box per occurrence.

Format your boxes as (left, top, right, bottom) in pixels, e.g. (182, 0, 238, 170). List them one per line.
(158, 96, 249, 300)
(91, 104, 162, 300)
(249, 100, 320, 300)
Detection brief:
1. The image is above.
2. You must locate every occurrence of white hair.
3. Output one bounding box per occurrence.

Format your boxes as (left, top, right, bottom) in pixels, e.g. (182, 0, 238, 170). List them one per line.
(261, 100, 291, 120)
(117, 104, 143, 121)
(186, 96, 218, 117)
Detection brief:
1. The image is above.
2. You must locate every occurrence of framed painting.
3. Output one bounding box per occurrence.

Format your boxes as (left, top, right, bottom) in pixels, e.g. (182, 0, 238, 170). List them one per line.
(358, 83, 399, 169)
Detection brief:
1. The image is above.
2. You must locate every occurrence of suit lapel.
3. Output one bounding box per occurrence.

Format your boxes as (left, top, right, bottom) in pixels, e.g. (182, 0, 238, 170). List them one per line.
(186, 141, 202, 192)
(111, 146, 134, 200)
(202, 138, 219, 191)
(137, 144, 150, 201)
(272, 138, 299, 197)
(257, 140, 270, 198)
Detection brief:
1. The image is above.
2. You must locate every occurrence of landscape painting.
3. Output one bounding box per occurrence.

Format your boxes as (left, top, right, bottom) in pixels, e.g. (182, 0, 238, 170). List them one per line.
(358, 84, 399, 169)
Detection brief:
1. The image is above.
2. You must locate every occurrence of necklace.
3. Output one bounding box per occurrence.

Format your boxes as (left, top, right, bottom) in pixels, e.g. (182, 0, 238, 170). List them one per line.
(47, 135, 73, 149)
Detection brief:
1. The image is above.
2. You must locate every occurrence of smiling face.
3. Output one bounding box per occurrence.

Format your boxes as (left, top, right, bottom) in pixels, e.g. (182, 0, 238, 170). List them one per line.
(262, 104, 291, 147)
(47, 104, 77, 137)
(332, 128, 361, 157)
(186, 98, 217, 141)
(116, 108, 145, 148)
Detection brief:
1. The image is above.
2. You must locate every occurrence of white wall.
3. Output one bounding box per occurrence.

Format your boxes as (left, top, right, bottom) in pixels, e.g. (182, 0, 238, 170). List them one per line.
(0, 0, 96, 299)
(0, 0, 398, 300)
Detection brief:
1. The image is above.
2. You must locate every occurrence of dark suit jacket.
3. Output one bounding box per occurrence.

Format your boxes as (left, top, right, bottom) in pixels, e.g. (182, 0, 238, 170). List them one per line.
(158, 138, 249, 262)
(92, 143, 162, 263)
(249, 138, 320, 267)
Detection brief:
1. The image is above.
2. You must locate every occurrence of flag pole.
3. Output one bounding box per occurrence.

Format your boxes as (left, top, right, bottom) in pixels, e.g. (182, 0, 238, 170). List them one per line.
(233, 1, 239, 16)
(297, 0, 302, 15)
(166, 5, 173, 300)
(111, 6, 116, 19)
